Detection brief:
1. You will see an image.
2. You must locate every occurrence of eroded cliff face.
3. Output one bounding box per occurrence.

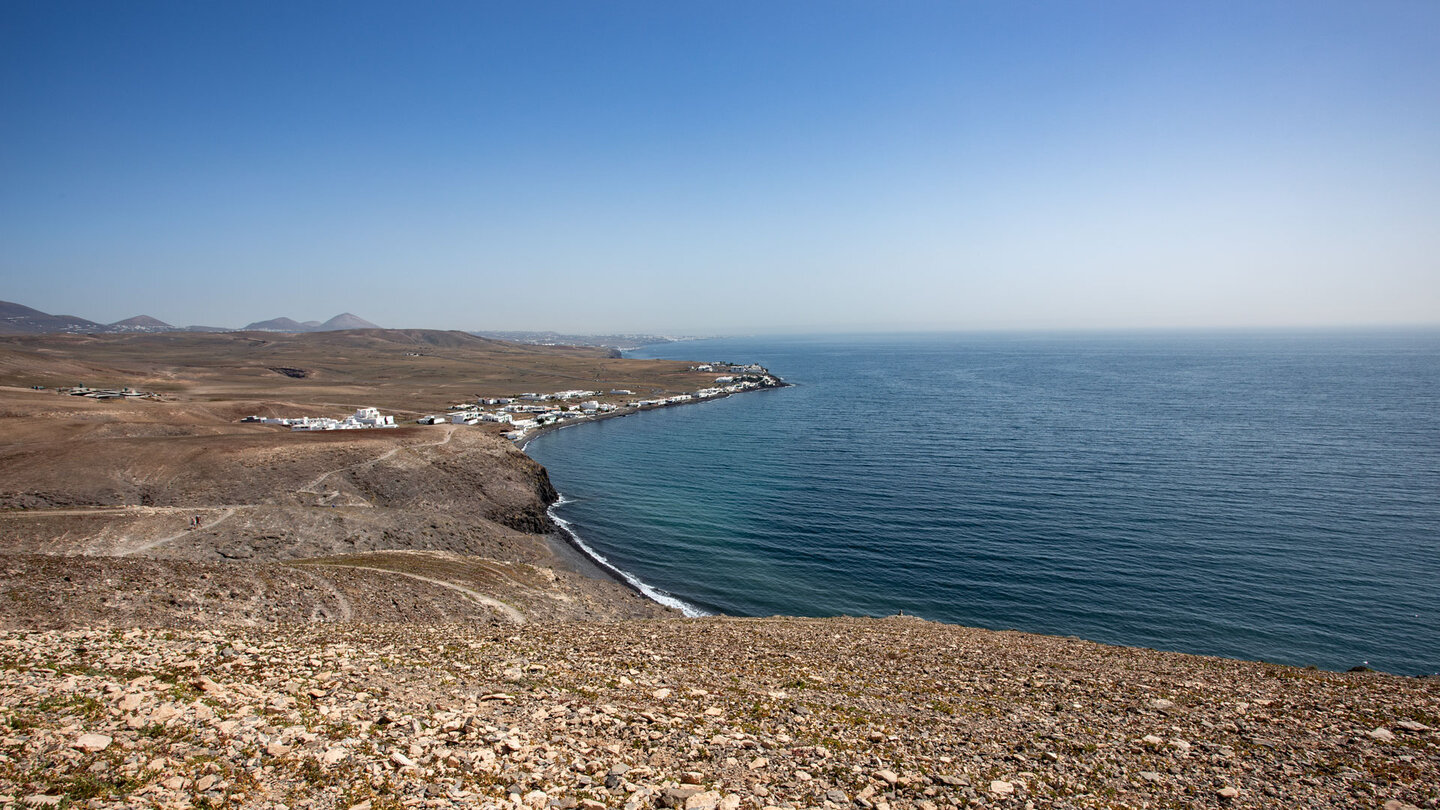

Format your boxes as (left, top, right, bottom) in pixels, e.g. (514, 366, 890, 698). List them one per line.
(484, 447, 560, 534)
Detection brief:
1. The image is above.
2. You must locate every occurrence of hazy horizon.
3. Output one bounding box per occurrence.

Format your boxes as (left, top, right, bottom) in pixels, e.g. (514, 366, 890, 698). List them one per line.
(3, 2, 1438, 334)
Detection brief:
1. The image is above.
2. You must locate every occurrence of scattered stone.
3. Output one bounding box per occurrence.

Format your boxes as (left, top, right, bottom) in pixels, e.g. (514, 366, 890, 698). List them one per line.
(1368, 727, 1396, 742)
(660, 787, 700, 808)
(73, 733, 111, 752)
(685, 790, 721, 810)
(0, 619, 1432, 809)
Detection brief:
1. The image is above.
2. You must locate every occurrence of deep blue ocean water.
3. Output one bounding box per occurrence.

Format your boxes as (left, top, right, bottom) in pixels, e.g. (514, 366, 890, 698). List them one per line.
(524, 331, 1440, 676)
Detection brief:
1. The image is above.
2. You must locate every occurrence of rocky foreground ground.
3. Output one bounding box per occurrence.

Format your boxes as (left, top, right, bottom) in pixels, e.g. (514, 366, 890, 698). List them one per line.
(1, 616, 1435, 810)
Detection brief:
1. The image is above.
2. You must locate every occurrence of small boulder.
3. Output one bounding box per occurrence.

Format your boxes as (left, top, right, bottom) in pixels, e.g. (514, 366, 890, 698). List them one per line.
(989, 781, 1014, 796)
(659, 788, 699, 809)
(684, 791, 721, 810)
(74, 734, 112, 753)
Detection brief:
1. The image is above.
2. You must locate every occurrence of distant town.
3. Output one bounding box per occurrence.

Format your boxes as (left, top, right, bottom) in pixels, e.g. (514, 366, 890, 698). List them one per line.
(240, 363, 784, 440)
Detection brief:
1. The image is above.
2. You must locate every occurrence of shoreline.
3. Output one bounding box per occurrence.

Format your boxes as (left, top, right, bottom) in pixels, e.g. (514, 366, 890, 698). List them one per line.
(519, 379, 790, 614)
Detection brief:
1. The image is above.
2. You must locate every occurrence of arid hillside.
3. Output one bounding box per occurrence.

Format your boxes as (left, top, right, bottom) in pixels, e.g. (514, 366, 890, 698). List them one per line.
(2, 617, 1436, 809)
(0, 330, 721, 627)
(0, 329, 713, 413)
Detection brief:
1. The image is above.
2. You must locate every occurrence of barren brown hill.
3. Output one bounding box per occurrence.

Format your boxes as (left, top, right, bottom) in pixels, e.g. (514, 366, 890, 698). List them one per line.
(0, 329, 714, 412)
(0, 330, 731, 631)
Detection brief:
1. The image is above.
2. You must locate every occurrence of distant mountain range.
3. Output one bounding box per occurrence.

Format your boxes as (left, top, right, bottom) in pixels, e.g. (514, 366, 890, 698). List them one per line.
(468, 330, 684, 349)
(241, 313, 380, 332)
(0, 300, 380, 336)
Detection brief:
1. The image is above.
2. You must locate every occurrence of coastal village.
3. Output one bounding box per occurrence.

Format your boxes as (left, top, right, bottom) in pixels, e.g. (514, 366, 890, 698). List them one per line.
(242, 363, 784, 440)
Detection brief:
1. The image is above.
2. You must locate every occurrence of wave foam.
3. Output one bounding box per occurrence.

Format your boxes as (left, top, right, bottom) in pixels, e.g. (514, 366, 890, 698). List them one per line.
(548, 495, 710, 618)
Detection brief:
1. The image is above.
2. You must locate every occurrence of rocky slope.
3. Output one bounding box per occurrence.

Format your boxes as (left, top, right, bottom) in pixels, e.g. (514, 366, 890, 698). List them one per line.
(1, 617, 1435, 810)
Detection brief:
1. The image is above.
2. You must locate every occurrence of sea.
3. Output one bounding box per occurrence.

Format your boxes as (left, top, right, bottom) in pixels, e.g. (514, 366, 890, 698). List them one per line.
(523, 331, 1440, 676)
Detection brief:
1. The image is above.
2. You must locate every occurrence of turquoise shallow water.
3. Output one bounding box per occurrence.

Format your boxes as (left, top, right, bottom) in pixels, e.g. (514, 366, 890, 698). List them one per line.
(524, 331, 1440, 675)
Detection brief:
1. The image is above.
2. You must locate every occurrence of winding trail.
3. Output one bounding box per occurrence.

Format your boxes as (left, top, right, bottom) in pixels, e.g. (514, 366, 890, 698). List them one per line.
(297, 425, 457, 504)
(117, 507, 238, 557)
(293, 566, 356, 622)
(301, 562, 526, 624)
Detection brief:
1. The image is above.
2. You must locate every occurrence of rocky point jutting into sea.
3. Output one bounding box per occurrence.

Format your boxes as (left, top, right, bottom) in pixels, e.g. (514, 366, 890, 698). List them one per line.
(0, 328, 1434, 809)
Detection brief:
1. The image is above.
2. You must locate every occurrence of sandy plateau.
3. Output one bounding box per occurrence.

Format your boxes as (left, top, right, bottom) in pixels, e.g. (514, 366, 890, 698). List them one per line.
(0, 329, 1434, 809)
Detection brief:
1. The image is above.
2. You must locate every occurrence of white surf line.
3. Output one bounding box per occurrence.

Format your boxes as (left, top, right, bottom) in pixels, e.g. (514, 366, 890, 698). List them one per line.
(547, 496, 710, 618)
(302, 563, 526, 624)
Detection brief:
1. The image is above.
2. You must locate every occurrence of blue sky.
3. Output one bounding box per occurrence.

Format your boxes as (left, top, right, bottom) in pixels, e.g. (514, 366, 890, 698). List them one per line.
(2, 1, 1437, 333)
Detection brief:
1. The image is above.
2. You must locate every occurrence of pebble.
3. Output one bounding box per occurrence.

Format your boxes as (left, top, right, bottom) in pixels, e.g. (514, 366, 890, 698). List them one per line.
(989, 780, 1014, 796)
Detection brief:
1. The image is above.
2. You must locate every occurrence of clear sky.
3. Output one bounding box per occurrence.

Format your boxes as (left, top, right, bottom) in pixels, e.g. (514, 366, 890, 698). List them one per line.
(2, 1, 1438, 334)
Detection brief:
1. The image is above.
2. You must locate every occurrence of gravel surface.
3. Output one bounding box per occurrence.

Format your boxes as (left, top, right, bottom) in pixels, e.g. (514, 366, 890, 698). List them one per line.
(2, 616, 1434, 809)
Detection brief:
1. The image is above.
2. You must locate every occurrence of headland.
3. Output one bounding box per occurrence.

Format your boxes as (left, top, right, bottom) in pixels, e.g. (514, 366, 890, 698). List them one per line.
(0, 329, 1433, 808)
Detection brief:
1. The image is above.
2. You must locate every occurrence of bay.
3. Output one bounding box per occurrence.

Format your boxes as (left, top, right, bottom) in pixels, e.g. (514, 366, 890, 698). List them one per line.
(524, 331, 1440, 675)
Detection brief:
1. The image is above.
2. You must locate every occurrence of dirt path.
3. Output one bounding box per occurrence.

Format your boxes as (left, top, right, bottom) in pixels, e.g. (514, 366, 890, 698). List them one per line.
(301, 562, 526, 624)
(292, 566, 356, 622)
(297, 425, 457, 504)
(117, 507, 238, 557)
